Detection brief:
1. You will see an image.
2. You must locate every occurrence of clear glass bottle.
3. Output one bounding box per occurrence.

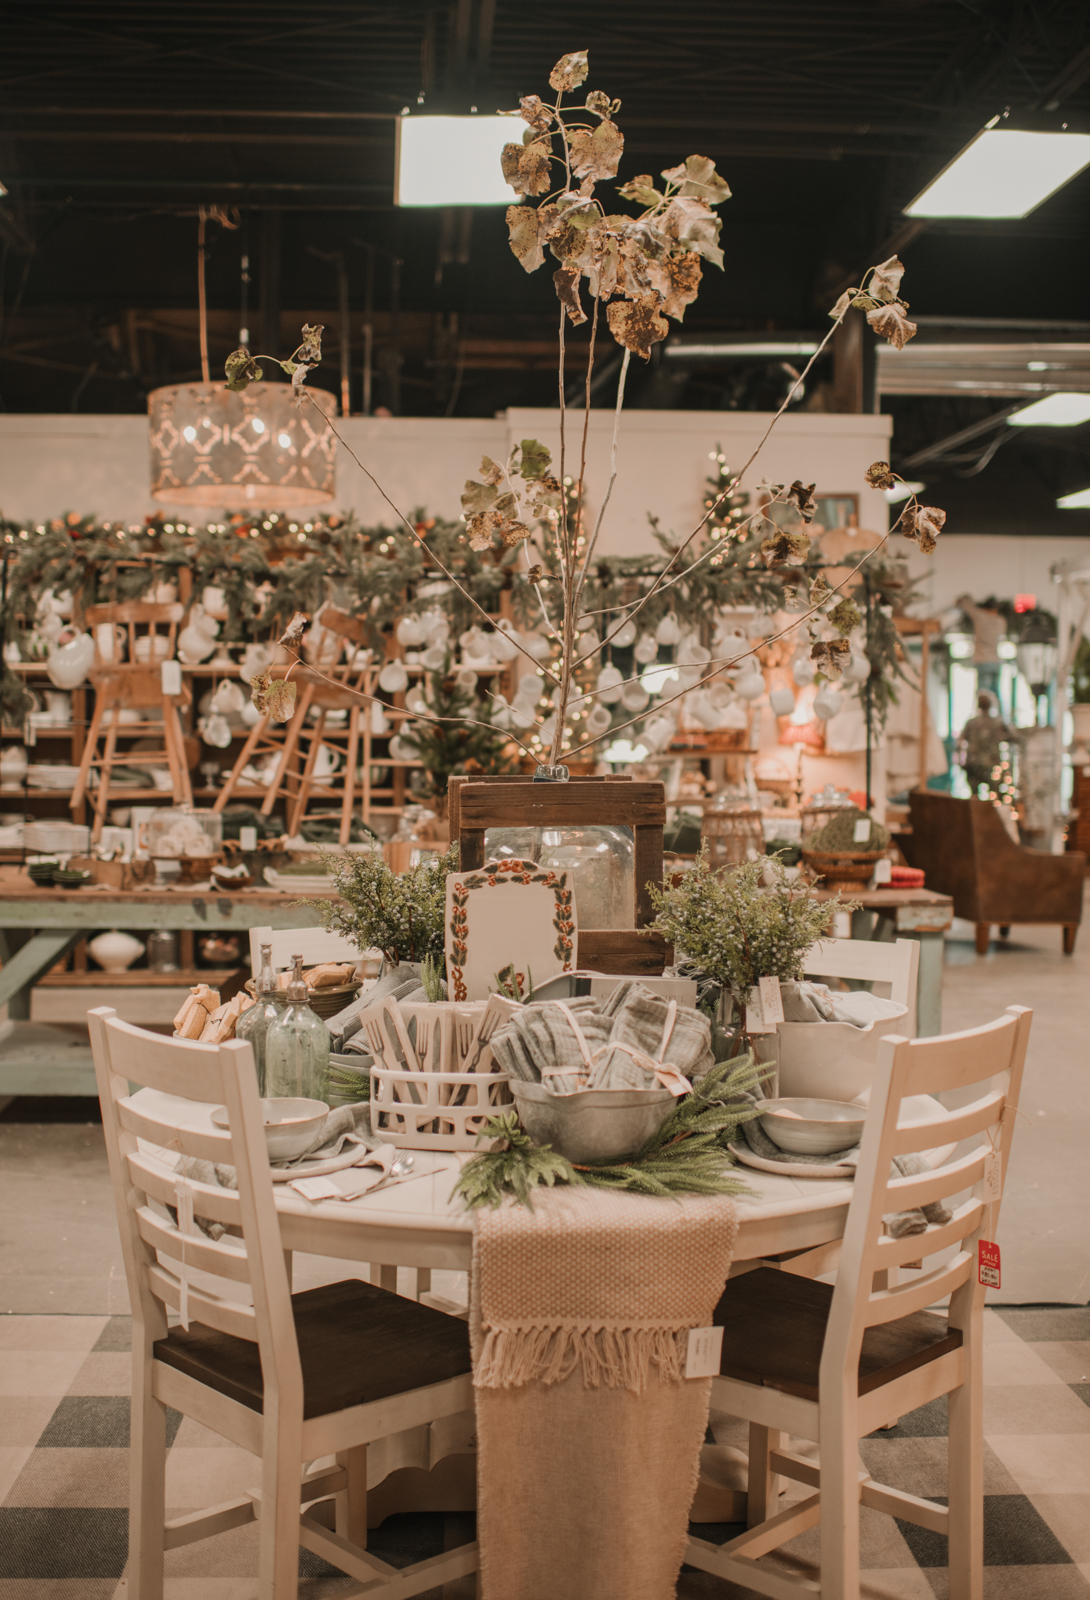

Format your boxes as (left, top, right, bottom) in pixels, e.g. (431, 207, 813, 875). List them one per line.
(235, 942, 285, 1096)
(264, 955, 331, 1103)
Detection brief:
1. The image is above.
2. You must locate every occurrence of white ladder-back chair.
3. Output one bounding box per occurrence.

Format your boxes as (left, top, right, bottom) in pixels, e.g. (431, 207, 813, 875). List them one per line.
(89, 1007, 477, 1600)
(247, 925, 366, 982)
(686, 1004, 1032, 1600)
(802, 936, 920, 1030)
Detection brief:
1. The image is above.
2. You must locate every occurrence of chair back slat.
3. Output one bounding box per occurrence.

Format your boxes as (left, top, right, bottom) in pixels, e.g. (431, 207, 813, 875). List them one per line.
(97, 1016, 226, 1103)
(901, 1013, 1021, 1097)
(882, 1146, 986, 1212)
(91, 1009, 304, 1416)
(862, 1252, 974, 1326)
(819, 1005, 1031, 1384)
(119, 1099, 235, 1165)
(136, 1206, 252, 1284)
(874, 1197, 983, 1272)
(148, 1262, 259, 1341)
(886, 1088, 1006, 1157)
(248, 924, 365, 978)
(127, 1148, 244, 1227)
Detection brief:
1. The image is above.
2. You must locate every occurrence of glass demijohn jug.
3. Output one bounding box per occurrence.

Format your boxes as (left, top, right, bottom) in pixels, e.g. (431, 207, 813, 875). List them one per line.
(235, 942, 285, 1096)
(264, 954, 331, 1103)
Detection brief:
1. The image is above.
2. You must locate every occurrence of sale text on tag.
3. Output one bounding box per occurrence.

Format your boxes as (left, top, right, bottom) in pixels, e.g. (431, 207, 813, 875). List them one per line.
(685, 1325, 724, 1379)
(978, 1239, 1001, 1289)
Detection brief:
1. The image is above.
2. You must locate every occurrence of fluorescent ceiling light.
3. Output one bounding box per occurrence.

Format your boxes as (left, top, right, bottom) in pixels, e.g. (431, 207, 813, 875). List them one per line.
(1057, 487, 1090, 509)
(665, 341, 818, 359)
(883, 480, 925, 505)
(395, 115, 517, 206)
(1007, 392, 1090, 427)
(905, 127, 1090, 219)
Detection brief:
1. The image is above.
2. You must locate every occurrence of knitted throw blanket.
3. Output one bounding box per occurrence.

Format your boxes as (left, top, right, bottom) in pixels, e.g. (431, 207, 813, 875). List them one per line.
(471, 1186, 739, 1600)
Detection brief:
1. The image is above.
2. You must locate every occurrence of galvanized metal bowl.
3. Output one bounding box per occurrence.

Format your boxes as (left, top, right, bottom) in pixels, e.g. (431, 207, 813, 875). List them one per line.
(509, 1080, 676, 1165)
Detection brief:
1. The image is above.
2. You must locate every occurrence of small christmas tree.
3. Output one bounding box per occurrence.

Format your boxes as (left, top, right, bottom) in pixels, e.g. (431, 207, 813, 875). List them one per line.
(398, 654, 515, 812)
(703, 447, 751, 568)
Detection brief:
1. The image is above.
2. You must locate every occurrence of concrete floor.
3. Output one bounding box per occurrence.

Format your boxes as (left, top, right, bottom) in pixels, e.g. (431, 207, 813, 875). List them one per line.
(1, 901, 1088, 1314)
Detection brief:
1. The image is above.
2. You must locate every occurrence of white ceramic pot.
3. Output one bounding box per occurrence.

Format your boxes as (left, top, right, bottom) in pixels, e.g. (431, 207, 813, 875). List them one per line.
(88, 929, 145, 973)
(772, 1003, 910, 1102)
(46, 632, 95, 689)
(0, 745, 28, 787)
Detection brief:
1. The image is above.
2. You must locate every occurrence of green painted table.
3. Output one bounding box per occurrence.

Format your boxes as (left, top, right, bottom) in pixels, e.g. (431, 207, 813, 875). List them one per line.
(0, 877, 338, 1095)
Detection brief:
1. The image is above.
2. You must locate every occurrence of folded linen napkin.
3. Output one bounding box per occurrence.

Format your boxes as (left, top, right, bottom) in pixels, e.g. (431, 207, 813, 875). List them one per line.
(326, 962, 421, 1051)
(779, 981, 904, 1027)
(489, 987, 712, 1097)
(587, 982, 713, 1091)
(174, 1102, 376, 1238)
(489, 997, 611, 1094)
(740, 1110, 952, 1239)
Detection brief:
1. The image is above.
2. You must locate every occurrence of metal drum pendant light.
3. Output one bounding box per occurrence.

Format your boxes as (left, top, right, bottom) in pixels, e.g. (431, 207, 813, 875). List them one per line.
(148, 208, 337, 510)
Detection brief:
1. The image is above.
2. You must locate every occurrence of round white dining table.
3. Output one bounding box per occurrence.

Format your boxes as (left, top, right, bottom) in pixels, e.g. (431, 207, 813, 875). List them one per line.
(132, 1089, 956, 1289)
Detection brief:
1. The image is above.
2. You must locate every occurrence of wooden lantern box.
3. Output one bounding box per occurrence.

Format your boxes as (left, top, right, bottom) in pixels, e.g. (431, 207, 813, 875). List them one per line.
(447, 774, 669, 976)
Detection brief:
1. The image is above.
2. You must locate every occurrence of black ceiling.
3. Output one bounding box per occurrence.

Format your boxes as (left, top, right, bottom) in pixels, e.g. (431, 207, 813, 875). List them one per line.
(2, 0, 1090, 530)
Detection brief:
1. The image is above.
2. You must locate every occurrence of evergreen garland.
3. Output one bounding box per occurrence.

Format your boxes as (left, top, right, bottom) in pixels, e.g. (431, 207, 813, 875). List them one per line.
(453, 1051, 767, 1210)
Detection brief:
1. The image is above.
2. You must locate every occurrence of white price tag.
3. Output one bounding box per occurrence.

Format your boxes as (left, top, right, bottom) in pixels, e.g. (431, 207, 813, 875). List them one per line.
(161, 658, 183, 696)
(853, 817, 871, 844)
(239, 826, 258, 852)
(982, 1149, 1002, 1202)
(758, 976, 784, 1025)
(173, 1176, 196, 1330)
(871, 858, 891, 885)
(745, 987, 775, 1034)
(685, 1325, 724, 1379)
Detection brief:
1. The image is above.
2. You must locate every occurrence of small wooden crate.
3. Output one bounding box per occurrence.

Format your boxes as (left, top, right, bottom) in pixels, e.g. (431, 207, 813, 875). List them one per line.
(448, 774, 669, 976)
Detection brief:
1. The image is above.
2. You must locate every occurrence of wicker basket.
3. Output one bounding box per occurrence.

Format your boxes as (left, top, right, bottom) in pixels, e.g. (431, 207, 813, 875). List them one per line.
(306, 982, 361, 1020)
(801, 849, 883, 890)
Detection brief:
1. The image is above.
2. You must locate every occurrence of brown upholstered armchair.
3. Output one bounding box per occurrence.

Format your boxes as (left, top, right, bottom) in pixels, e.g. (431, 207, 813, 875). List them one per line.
(907, 791, 1085, 954)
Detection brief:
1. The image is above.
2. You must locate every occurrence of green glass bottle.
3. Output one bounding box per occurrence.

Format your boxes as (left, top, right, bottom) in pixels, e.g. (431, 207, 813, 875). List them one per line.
(235, 942, 284, 1097)
(265, 954, 331, 1103)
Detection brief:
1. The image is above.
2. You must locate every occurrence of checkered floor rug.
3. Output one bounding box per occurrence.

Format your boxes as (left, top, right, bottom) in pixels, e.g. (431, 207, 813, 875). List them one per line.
(1, 1305, 1087, 1599)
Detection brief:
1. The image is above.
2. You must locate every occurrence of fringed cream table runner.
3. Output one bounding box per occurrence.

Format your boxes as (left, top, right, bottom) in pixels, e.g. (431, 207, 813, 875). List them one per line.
(471, 1186, 739, 1600)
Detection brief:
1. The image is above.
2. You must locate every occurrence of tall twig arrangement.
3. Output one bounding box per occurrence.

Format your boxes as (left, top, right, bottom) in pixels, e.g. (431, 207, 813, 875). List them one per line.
(226, 50, 947, 765)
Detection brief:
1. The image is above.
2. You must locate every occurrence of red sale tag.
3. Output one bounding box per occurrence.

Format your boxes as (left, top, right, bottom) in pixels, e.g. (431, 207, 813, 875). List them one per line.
(978, 1239, 1001, 1289)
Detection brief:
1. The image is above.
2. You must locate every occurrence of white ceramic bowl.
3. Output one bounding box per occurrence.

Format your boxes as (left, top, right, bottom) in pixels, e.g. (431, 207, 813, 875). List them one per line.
(756, 1096, 866, 1156)
(212, 1098, 329, 1161)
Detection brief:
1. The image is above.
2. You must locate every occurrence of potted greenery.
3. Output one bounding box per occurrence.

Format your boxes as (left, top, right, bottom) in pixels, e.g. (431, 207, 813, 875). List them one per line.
(312, 843, 458, 971)
(647, 851, 907, 1099)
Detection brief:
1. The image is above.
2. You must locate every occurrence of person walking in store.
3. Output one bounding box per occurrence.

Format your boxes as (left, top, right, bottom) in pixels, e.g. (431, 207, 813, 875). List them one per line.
(957, 689, 1014, 797)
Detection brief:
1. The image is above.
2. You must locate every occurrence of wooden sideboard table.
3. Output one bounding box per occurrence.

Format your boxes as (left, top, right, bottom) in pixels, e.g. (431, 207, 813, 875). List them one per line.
(0, 871, 338, 1094)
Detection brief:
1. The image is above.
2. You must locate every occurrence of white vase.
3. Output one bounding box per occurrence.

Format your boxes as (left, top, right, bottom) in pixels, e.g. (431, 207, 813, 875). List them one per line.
(46, 632, 95, 690)
(88, 929, 145, 973)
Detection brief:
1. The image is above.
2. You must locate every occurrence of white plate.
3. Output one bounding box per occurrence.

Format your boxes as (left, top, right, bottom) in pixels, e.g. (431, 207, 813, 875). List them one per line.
(728, 1140, 857, 1179)
(269, 1145, 369, 1182)
(263, 868, 337, 894)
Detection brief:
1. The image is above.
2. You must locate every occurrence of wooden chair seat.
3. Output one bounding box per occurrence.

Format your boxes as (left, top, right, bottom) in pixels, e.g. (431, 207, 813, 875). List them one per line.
(714, 1266, 962, 1401)
(155, 1278, 470, 1419)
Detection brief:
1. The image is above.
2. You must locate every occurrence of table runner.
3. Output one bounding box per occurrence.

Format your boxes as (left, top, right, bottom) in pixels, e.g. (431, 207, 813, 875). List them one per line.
(471, 1186, 739, 1600)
